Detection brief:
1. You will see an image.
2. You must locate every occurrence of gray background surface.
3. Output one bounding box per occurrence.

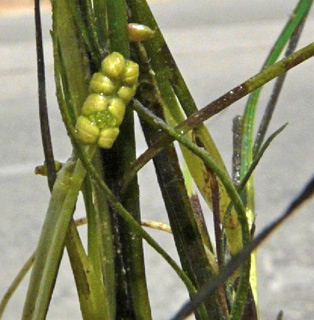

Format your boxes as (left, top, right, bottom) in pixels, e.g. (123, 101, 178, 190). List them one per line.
(1, 1, 314, 319)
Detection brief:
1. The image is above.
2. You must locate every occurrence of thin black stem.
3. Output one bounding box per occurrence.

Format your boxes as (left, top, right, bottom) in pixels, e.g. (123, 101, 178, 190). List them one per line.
(35, 0, 56, 190)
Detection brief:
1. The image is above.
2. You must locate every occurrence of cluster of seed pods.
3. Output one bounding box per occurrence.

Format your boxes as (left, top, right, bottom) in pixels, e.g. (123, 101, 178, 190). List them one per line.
(76, 52, 139, 149)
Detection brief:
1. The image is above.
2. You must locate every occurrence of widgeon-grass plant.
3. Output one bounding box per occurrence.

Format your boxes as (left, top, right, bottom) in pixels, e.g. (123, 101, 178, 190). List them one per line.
(1, 0, 314, 319)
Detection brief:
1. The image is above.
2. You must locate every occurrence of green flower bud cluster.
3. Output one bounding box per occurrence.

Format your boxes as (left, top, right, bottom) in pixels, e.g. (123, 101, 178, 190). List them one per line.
(76, 52, 139, 149)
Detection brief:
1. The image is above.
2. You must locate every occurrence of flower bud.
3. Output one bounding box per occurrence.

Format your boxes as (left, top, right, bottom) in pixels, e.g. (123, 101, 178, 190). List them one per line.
(122, 60, 139, 86)
(101, 52, 126, 79)
(128, 23, 155, 42)
(118, 85, 137, 103)
(108, 98, 126, 126)
(76, 115, 100, 144)
(81, 93, 109, 116)
(98, 127, 120, 149)
(89, 72, 118, 96)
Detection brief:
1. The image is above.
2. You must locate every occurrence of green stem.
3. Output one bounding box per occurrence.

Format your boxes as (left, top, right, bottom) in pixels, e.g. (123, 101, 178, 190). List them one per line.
(52, 0, 89, 121)
(106, 1, 153, 318)
(67, 0, 100, 65)
(22, 158, 88, 320)
(107, 0, 129, 55)
(81, 177, 102, 281)
(66, 221, 109, 320)
(91, 174, 116, 319)
(93, 0, 109, 53)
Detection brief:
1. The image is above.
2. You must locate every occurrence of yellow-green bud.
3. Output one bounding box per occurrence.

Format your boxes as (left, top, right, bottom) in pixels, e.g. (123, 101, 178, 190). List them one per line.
(35, 161, 63, 176)
(101, 52, 126, 79)
(89, 72, 118, 95)
(128, 23, 155, 42)
(98, 127, 120, 149)
(76, 115, 100, 144)
(108, 98, 126, 126)
(81, 93, 109, 116)
(118, 85, 137, 103)
(122, 60, 139, 86)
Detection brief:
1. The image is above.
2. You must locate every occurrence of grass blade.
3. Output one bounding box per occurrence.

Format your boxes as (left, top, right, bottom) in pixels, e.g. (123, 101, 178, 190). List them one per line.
(66, 223, 109, 320)
(22, 159, 86, 320)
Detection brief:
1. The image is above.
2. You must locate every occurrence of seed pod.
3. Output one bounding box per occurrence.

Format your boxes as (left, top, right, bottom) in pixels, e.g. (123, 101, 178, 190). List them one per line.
(118, 85, 137, 103)
(89, 72, 118, 96)
(81, 93, 109, 116)
(98, 127, 120, 149)
(101, 52, 126, 79)
(128, 23, 155, 42)
(108, 98, 126, 126)
(122, 60, 139, 86)
(76, 115, 100, 144)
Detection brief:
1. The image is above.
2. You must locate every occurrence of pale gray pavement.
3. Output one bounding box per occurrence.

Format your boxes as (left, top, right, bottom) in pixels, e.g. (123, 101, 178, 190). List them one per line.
(1, 1, 314, 319)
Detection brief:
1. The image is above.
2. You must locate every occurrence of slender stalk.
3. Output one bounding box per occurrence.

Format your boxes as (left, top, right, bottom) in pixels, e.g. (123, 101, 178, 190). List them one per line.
(67, 0, 100, 65)
(81, 178, 102, 283)
(104, 1, 153, 318)
(83, 0, 103, 60)
(52, 0, 89, 121)
(91, 174, 116, 319)
(66, 222, 109, 320)
(238, 125, 288, 195)
(35, 0, 56, 190)
(93, 0, 109, 52)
